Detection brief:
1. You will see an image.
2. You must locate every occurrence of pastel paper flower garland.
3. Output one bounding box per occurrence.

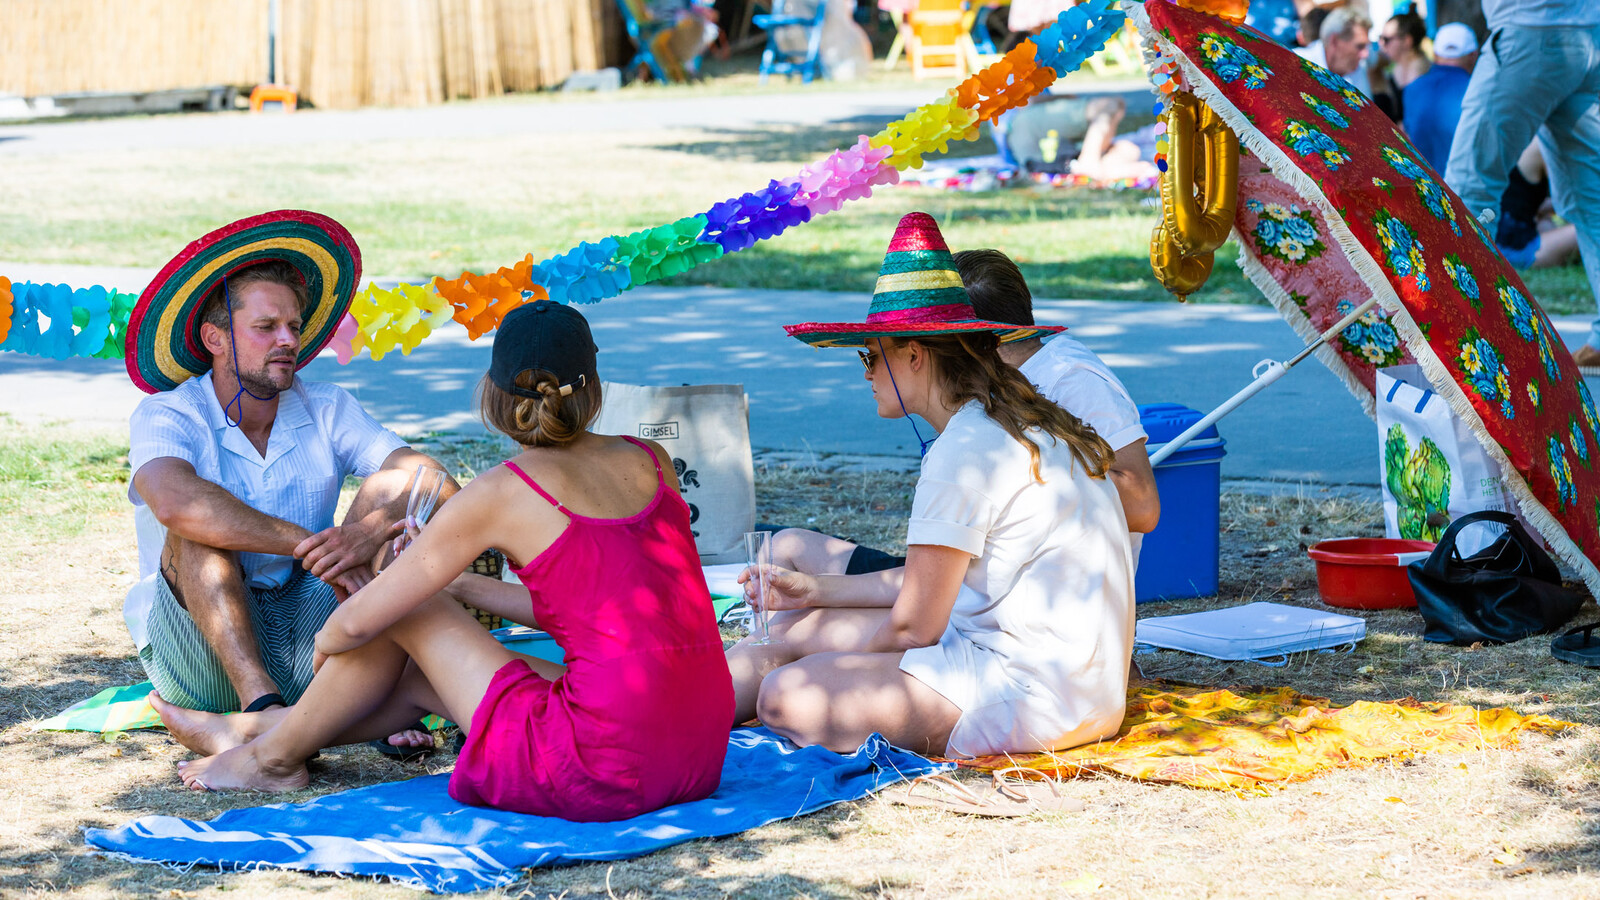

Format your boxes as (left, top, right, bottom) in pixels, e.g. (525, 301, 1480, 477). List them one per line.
(1, 1, 1128, 367)
(789, 137, 900, 216)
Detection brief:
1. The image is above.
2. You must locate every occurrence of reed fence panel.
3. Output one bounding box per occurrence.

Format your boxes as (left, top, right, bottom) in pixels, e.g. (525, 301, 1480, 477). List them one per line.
(2, 0, 619, 108)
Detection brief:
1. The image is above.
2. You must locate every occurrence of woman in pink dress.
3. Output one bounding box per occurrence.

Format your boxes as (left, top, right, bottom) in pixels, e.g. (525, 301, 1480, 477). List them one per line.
(158, 299, 733, 822)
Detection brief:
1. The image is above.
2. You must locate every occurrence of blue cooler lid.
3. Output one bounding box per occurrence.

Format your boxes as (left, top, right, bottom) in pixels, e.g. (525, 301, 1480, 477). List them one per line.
(1139, 403, 1219, 443)
(1139, 402, 1226, 464)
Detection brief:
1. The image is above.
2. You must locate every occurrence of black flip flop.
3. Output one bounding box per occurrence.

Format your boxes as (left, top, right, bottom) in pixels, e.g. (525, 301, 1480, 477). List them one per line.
(1552, 622, 1600, 668)
(369, 720, 435, 762)
(242, 692, 286, 713)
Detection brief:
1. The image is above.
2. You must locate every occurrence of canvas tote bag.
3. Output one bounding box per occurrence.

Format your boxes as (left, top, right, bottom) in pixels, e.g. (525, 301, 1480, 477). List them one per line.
(1376, 364, 1527, 557)
(592, 382, 755, 564)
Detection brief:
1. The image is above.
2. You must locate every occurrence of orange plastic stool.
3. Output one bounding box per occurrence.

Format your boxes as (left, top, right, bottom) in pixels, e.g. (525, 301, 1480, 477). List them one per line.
(249, 84, 298, 113)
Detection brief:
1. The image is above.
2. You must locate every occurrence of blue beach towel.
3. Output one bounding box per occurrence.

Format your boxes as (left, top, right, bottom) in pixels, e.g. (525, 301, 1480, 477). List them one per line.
(86, 728, 948, 893)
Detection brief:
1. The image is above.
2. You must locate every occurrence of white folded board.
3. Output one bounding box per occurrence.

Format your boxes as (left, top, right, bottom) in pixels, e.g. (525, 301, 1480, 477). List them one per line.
(1134, 601, 1367, 664)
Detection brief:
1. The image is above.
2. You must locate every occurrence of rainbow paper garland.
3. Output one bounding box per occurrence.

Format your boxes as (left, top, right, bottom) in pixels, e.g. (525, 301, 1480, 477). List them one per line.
(0, 280, 139, 361)
(0, 0, 1127, 366)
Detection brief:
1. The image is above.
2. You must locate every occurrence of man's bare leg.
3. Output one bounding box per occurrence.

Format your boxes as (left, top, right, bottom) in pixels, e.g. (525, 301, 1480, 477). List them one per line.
(162, 532, 279, 710)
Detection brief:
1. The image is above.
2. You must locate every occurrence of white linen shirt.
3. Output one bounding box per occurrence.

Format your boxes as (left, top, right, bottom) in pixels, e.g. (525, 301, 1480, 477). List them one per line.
(123, 372, 406, 645)
(898, 403, 1136, 757)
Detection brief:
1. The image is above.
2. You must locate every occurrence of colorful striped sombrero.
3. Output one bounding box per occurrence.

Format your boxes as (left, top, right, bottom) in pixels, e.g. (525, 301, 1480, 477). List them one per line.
(124, 210, 361, 393)
(783, 212, 1064, 349)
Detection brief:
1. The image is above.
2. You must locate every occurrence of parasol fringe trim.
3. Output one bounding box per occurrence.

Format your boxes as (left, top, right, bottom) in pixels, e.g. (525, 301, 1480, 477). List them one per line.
(1133, 4, 1600, 598)
(1232, 236, 1379, 419)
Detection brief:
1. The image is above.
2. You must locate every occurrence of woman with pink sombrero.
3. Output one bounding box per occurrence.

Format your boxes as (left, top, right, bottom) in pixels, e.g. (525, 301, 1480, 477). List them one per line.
(727, 212, 1136, 758)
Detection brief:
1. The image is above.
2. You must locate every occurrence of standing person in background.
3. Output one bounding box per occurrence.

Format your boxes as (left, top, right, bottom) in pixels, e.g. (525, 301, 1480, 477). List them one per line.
(1497, 142, 1584, 272)
(1371, 10, 1430, 122)
(1442, 0, 1600, 371)
(1402, 22, 1478, 171)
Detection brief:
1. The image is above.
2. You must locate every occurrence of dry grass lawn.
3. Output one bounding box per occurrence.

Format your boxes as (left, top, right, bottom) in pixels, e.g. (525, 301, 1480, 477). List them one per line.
(3, 421, 1600, 899)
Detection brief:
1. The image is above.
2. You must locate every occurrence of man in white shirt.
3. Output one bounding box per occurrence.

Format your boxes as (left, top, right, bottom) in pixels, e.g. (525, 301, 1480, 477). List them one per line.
(124, 226, 455, 719)
(770, 248, 1159, 575)
(1295, 6, 1372, 89)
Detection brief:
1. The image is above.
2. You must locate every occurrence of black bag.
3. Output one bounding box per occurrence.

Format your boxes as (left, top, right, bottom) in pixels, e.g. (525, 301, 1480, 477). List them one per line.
(1408, 510, 1584, 645)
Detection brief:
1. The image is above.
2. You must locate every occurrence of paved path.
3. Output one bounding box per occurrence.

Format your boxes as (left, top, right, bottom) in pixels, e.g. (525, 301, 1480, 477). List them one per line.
(0, 81, 1154, 156)
(6, 261, 1596, 486)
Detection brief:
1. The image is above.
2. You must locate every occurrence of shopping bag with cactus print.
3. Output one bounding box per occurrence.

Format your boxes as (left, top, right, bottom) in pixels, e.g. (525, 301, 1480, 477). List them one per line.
(592, 382, 755, 565)
(1377, 365, 1525, 557)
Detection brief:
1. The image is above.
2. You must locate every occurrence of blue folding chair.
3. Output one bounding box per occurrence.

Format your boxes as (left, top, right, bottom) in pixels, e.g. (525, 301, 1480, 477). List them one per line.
(617, 0, 672, 83)
(754, 0, 828, 83)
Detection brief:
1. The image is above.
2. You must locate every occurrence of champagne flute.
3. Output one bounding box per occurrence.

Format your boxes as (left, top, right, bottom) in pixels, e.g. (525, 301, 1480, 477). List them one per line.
(743, 531, 781, 646)
(392, 466, 446, 559)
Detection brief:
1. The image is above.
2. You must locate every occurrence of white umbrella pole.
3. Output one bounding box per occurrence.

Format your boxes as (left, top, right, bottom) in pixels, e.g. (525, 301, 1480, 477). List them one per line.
(1147, 296, 1380, 466)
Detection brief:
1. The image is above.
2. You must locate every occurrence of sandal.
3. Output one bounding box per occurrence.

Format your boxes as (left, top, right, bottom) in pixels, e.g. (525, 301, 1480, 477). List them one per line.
(885, 768, 1087, 818)
(242, 693, 287, 714)
(368, 720, 436, 762)
(1552, 622, 1600, 668)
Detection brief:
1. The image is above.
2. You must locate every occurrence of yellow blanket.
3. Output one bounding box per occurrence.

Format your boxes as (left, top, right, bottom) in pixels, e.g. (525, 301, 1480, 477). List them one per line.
(961, 682, 1577, 791)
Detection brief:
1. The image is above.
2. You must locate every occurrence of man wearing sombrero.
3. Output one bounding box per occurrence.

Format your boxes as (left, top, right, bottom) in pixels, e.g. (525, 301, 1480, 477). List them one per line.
(121, 211, 454, 729)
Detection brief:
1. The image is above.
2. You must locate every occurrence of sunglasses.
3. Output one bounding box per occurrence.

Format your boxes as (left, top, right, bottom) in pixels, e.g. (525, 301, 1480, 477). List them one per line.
(858, 350, 878, 374)
(1378, 34, 1401, 44)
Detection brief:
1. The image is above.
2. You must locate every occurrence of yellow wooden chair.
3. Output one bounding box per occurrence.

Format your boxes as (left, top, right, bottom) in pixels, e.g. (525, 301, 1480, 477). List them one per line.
(908, 0, 969, 79)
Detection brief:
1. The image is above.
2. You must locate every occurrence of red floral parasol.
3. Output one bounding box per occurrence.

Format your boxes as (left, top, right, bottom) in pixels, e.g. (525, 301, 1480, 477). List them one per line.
(1132, 0, 1600, 594)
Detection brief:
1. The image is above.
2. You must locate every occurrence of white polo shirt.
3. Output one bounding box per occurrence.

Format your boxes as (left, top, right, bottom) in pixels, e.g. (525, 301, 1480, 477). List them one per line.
(124, 372, 406, 646)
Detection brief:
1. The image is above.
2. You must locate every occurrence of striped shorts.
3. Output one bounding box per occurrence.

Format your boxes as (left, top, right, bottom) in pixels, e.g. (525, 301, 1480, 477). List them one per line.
(137, 568, 337, 713)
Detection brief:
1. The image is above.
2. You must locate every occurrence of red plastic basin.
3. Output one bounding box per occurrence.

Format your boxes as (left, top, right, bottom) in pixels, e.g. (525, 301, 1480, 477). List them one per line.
(1306, 538, 1436, 609)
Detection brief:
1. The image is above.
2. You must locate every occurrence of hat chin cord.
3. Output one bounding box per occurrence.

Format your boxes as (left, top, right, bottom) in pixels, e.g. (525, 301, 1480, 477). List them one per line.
(875, 338, 936, 458)
(219, 277, 279, 429)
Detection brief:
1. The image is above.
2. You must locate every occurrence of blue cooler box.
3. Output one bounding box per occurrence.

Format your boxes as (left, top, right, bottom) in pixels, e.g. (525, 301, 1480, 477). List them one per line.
(1134, 403, 1226, 602)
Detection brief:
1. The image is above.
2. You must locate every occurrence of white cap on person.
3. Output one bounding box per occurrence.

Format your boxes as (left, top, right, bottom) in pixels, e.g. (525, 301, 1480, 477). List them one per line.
(1433, 23, 1479, 59)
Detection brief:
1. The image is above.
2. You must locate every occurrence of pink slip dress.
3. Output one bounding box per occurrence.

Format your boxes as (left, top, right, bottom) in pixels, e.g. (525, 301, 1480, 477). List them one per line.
(448, 436, 734, 822)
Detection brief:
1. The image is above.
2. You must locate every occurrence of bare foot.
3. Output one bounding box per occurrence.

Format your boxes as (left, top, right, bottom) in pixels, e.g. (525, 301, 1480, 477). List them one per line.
(177, 744, 309, 793)
(384, 729, 435, 749)
(150, 692, 280, 756)
(1573, 344, 1600, 369)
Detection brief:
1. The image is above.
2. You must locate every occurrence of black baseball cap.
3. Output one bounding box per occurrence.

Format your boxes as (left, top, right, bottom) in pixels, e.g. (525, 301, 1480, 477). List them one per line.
(488, 299, 598, 398)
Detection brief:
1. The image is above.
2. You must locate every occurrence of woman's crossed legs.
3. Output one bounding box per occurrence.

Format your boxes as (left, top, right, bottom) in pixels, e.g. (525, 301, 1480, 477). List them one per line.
(728, 606, 960, 757)
(158, 594, 563, 791)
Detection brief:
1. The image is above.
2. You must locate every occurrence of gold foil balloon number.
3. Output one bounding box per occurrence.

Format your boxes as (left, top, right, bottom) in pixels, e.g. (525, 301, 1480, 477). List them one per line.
(1150, 91, 1240, 300)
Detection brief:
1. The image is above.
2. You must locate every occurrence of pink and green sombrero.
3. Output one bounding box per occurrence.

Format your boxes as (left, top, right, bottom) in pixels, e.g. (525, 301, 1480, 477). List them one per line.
(124, 210, 361, 394)
(784, 211, 1064, 348)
